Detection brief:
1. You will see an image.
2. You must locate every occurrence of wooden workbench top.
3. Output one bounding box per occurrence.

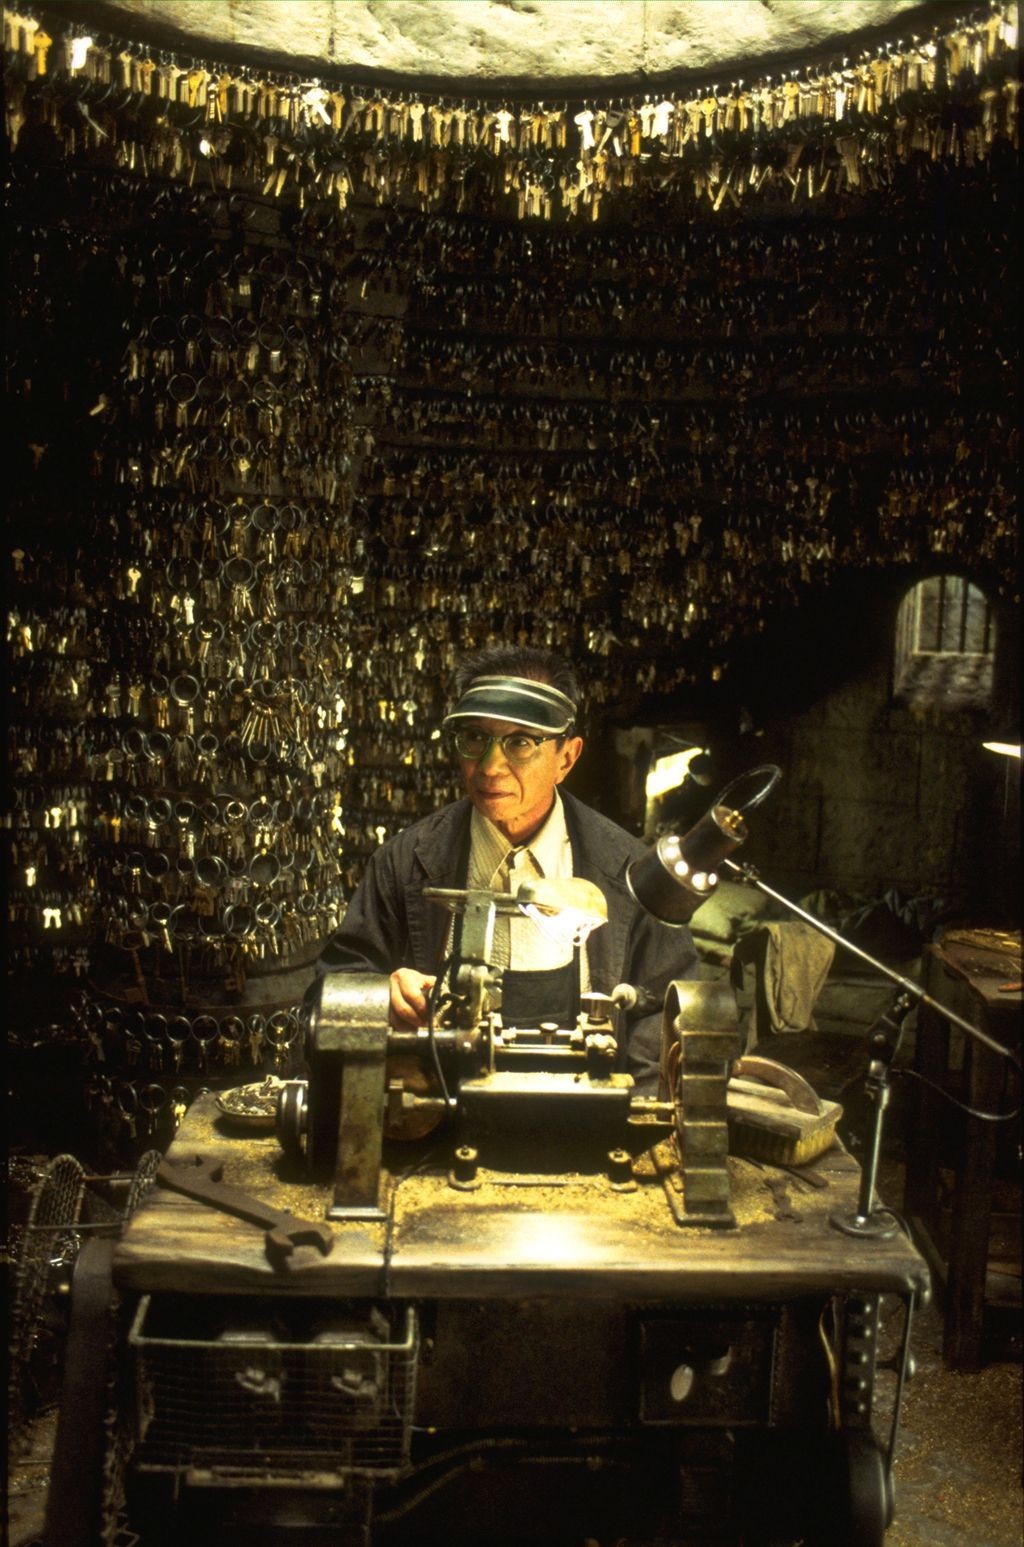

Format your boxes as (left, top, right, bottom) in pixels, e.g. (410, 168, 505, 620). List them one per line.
(113, 1095, 928, 1301)
(931, 931, 1022, 1017)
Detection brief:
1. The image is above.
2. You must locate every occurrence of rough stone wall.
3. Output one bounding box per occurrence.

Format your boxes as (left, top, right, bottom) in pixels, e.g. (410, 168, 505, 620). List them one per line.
(99, 0, 928, 82)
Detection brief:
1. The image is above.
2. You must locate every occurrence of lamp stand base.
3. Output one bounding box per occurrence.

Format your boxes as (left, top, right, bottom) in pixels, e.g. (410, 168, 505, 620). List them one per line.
(830, 1209, 900, 1240)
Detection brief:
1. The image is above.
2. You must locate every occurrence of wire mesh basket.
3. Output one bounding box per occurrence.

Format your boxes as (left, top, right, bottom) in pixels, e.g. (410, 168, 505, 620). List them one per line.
(129, 1296, 418, 1480)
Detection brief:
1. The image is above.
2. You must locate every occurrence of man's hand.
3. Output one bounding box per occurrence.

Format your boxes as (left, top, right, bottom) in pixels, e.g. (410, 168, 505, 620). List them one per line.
(390, 967, 437, 1028)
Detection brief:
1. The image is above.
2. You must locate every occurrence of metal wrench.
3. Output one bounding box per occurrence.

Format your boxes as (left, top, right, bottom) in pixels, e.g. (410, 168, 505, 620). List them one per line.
(156, 1152, 334, 1266)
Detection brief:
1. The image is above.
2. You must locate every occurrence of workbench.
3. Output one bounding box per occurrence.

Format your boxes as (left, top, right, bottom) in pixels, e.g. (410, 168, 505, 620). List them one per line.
(116, 1095, 926, 1302)
(99, 1094, 930, 1546)
(904, 930, 1022, 1370)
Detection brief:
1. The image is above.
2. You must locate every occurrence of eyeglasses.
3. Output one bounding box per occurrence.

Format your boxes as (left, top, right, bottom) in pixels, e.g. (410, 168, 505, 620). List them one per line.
(452, 730, 560, 764)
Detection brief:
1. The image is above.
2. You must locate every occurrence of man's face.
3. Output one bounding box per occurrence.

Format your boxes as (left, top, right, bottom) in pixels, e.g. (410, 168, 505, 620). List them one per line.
(456, 717, 583, 842)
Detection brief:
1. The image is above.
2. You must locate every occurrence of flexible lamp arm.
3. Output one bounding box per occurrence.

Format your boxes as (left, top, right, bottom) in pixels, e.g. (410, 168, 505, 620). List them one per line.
(722, 857, 1020, 1070)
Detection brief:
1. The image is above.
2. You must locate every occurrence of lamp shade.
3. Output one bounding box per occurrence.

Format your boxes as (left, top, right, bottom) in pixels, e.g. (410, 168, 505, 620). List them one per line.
(626, 763, 782, 926)
(627, 805, 747, 925)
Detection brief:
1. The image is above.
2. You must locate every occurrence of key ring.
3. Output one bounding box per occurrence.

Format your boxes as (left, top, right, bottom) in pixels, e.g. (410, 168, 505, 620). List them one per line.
(195, 854, 227, 888)
(169, 906, 199, 943)
(173, 797, 200, 829)
(148, 313, 177, 348)
(167, 1015, 192, 1049)
(255, 899, 281, 929)
(143, 1013, 167, 1046)
(249, 851, 280, 887)
(220, 1016, 244, 1053)
(170, 673, 200, 709)
(223, 555, 255, 589)
(206, 313, 234, 347)
(167, 555, 201, 590)
(196, 374, 226, 407)
(147, 796, 173, 829)
(224, 903, 255, 937)
(248, 618, 276, 648)
(266, 1009, 298, 1046)
(192, 1014, 219, 1052)
(167, 372, 198, 405)
(177, 313, 205, 344)
(138, 1083, 168, 1123)
(251, 377, 280, 408)
(252, 501, 280, 533)
(116, 1081, 139, 1118)
(142, 734, 171, 768)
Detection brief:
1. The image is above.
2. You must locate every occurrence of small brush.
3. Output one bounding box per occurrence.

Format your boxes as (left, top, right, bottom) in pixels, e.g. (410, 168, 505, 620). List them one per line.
(727, 1055, 843, 1168)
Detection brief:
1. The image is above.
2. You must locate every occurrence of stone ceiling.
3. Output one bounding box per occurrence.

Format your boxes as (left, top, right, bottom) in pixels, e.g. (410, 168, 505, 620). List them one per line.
(95, 1, 937, 85)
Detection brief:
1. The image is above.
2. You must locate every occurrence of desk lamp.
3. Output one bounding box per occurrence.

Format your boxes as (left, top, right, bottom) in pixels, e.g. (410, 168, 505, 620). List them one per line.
(626, 765, 1022, 1240)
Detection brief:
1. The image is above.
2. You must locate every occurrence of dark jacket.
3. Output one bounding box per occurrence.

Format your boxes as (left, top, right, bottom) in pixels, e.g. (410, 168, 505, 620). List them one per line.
(318, 790, 699, 1091)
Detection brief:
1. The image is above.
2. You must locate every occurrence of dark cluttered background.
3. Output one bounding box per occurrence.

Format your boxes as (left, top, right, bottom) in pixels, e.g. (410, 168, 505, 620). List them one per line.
(4, 4, 1019, 1175)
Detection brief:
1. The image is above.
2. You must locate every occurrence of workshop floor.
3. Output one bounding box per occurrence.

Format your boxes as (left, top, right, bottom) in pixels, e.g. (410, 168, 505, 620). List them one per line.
(6, 1008, 1022, 1546)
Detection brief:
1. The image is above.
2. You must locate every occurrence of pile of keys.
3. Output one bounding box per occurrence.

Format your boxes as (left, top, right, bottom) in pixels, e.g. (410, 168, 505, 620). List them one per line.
(2, 1, 1018, 222)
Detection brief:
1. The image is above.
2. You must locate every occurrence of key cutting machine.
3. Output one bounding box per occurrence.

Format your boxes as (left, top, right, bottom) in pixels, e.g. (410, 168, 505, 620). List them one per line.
(49, 779, 929, 1547)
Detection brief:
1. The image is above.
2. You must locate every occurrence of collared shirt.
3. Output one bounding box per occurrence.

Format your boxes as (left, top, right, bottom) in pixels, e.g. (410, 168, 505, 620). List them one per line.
(454, 790, 590, 986)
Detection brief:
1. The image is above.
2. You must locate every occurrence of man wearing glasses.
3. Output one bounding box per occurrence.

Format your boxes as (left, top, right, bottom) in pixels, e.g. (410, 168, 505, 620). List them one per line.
(319, 645, 698, 1092)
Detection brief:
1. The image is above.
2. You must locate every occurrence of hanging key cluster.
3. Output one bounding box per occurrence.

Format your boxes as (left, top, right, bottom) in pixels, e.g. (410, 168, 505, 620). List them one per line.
(336, 200, 1018, 704)
(2, 1, 1019, 224)
(5, 171, 483, 1026)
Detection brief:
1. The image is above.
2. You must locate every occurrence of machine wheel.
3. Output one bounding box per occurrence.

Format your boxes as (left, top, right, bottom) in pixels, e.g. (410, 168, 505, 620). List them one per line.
(828, 1429, 893, 1547)
(737, 1426, 891, 1547)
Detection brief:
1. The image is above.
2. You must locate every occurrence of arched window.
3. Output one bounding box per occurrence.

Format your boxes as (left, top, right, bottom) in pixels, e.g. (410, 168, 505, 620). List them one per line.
(893, 575, 994, 708)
